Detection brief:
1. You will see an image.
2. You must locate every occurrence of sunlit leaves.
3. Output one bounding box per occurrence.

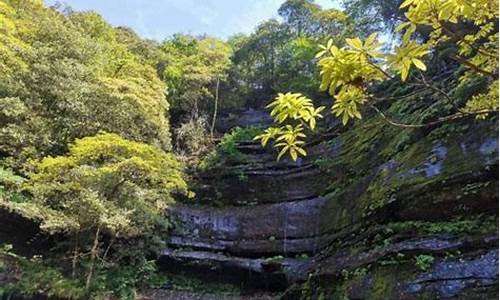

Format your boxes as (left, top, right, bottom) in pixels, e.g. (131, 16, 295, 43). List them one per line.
(275, 124, 307, 161)
(332, 86, 366, 125)
(267, 92, 325, 129)
(24, 132, 189, 236)
(465, 80, 499, 119)
(254, 93, 324, 161)
(387, 42, 429, 81)
(345, 37, 363, 49)
(346, 33, 384, 58)
(315, 34, 386, 125)
(255, 127, 284, 147)
(395, 0, 498, 113)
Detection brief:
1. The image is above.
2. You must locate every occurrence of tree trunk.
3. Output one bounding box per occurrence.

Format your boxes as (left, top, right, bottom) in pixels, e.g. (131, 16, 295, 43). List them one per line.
(71, 231, 79, 278)
(210, 77, 220, 138)
(85, 226, 100, 291)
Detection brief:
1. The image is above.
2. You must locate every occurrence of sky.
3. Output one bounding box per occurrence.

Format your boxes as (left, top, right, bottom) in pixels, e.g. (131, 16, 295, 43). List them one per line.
(44, 0, 341, 41)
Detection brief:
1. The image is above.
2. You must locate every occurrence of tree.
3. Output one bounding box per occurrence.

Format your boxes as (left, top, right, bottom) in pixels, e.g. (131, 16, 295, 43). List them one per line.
(342, 0, 405, 33)
(256, 0, 498, 160)
(197, 38, 232, 137)
(227, 2, 357, 110)
(160, 34, 231, 131)
(0, 1, 172, 171)
(229, 19, 315, 107)
(0, 2, 192, 296)
(278, 0, 321, 37)
(4, 132, 188, 291)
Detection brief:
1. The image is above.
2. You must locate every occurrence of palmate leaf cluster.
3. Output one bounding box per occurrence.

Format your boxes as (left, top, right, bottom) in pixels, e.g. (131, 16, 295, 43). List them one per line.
(260, 0, 498, 160)
(316, 31, 430, 121)
(254, 92, 324, 161)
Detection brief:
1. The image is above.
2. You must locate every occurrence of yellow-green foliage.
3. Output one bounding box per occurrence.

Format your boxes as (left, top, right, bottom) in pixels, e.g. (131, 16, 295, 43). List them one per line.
(316, 0, 498, 123)
(0, 132, 189, 298)
(254, 92, 324, 160)
(0, 1, 31, 76)
(0, 0, 172, 170)
(8, 132, 187, 236)
(260, 0, 498, 160)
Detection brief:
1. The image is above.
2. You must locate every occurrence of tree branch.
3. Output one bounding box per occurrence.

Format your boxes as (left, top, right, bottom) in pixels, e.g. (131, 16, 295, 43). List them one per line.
(368, 61, 395, 80)
(415, 70, 467, 114)
(448, 53, 497, 78)
(368, 103, 497, 129)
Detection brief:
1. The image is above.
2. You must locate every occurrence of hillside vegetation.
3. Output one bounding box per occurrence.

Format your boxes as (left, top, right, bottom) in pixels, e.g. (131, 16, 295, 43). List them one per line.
(0, 0, 498, 299)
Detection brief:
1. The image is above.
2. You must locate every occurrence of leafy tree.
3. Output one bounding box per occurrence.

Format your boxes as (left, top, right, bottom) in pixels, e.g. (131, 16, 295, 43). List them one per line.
(160, 34, 231, 127)
(197, 38, 232, 136)
(3, 132, 188, 293)
(257, 0, 498, 160)
(342, 0, 405, 32)
(278, 0, 322, 37)
(0, 1, 172, 170)
(227, 2, 357, 109)
(228, 20, 291, 107)
(229, 19, 320, 107)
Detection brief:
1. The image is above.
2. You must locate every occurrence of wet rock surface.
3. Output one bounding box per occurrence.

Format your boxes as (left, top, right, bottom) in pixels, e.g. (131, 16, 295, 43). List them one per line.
(405, 250, 498, 298)
(215, 108, 274, 133)
(167, 196, 331, 255)
(140, 290, 277, 300)
(161, 109, 498, 298)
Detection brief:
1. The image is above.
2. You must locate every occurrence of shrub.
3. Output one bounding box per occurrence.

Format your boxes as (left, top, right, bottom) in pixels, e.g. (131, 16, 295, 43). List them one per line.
(199, 126, 263, 170)
(2, 132, 189, 298)
(174, 116, 213, 158)
(415, 255, 435, 271)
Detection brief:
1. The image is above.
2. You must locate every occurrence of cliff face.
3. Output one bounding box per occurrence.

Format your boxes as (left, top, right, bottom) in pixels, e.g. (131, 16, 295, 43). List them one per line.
(161, 99, 498, 298)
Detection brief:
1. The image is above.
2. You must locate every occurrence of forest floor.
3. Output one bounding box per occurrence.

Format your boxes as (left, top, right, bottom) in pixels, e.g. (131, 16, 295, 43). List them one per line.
(140, 290, 278, 300)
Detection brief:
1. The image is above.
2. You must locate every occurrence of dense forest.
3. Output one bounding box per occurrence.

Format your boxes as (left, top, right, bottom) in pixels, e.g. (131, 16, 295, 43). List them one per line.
(0, 0, 498, 299)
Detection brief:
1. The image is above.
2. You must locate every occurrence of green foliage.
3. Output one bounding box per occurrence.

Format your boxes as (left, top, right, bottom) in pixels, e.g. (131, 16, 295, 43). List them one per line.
(0, 167, 24, 192)
(227, 1, 356, 108)
(0, 243, 168, 300)
(0, 165, 27, 204)
(254, 93, 324, 160)
(0, 245, 86, 299)
(15, 132, 187, 235)
(465, 80, 499, 119)
(381, 215, 497, 236)
(161, 271, 241, 295)
(414, 255, 435, 271)
(1, 132, 189, 299)
(160, 34, 231, 119)
(0, 0, 172, 170)
(89, 259, 166, 300)
(200, 126, 262, 169)
(342, 0, 403, 32)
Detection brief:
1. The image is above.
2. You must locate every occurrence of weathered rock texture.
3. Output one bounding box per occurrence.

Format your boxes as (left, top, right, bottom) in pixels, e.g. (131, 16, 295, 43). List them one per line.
(161, 103, 499, 299)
